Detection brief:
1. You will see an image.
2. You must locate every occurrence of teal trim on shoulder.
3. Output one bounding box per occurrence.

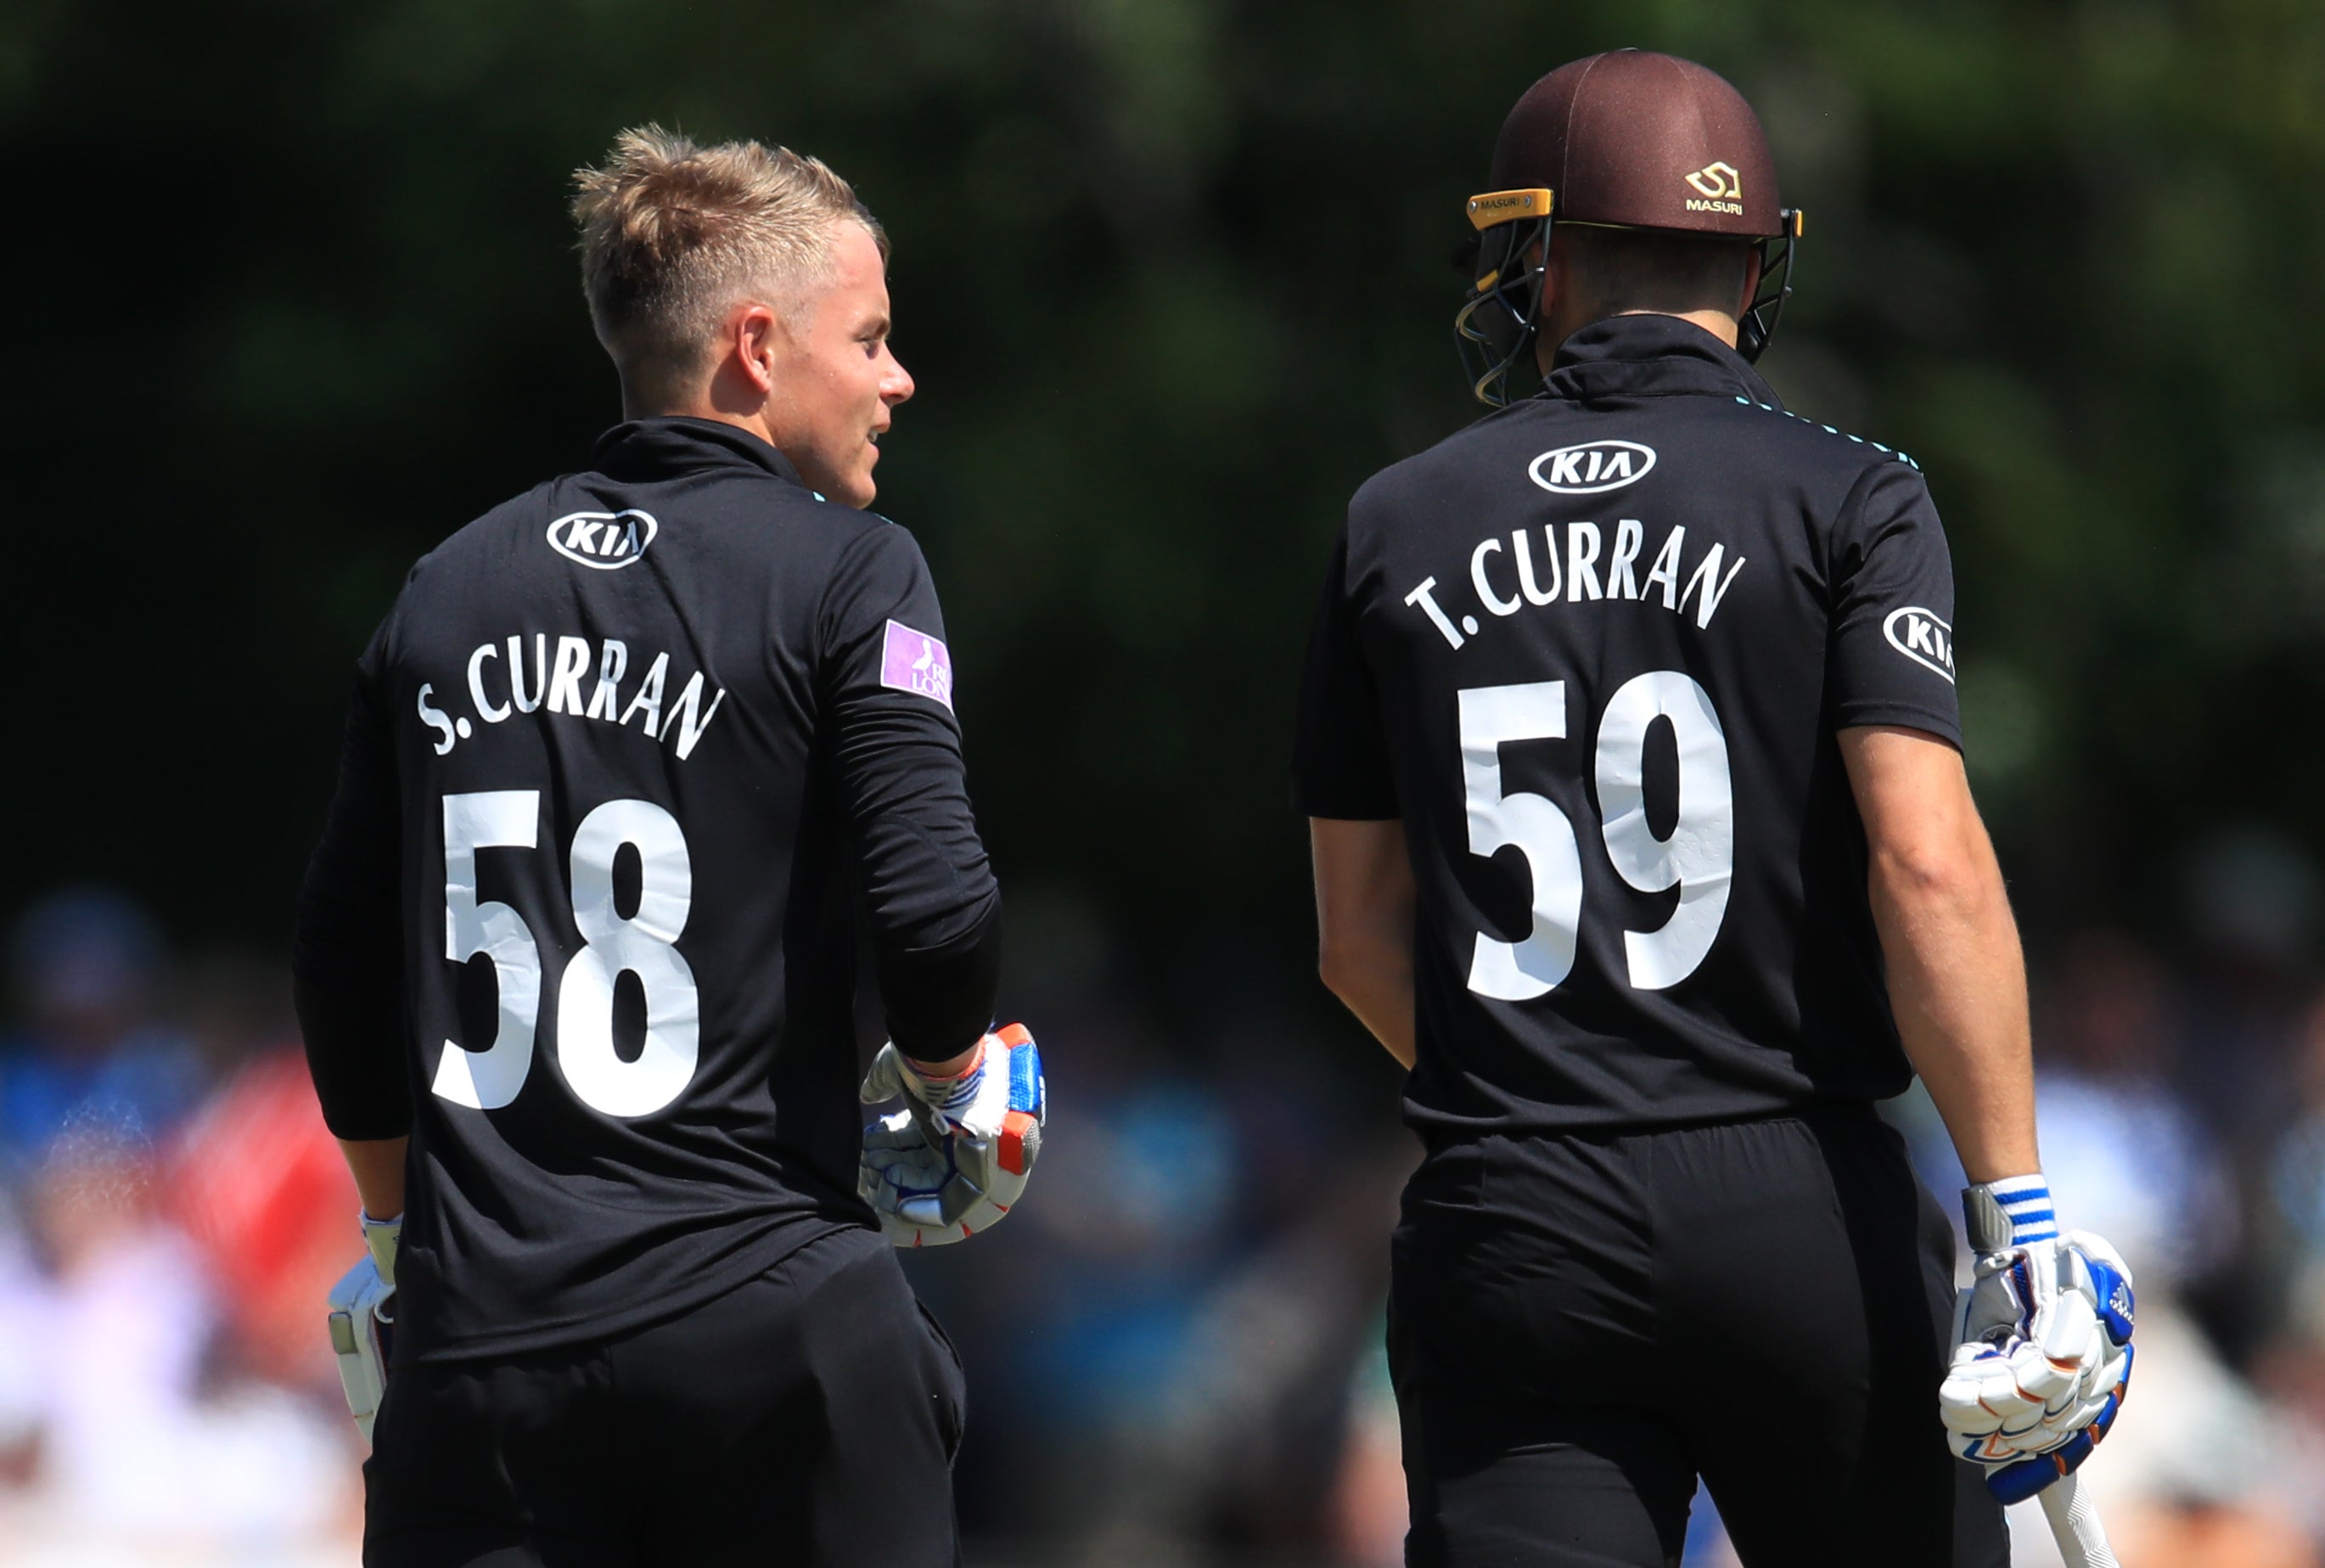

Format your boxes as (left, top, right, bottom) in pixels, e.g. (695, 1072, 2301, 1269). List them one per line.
(1731, 395, 1919, 469)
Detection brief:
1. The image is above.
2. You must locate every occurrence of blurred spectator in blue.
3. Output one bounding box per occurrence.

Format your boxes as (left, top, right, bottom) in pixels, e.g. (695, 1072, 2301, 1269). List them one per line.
(1096, 1121, 1405, 1559)
(898, 916, 1409, 1563)
(1894, 931, 2319, 1565)
(1008, 1079, 1239, 1437)
(2181, 829, 2319, 1145)
(1900, 930, 2236, 1293)
(2257, 986, 2325, 1558)
(2269, 989, 2325, 1297)
(0, 887, 207, 1167)
(2032, 930, 2238, 1291)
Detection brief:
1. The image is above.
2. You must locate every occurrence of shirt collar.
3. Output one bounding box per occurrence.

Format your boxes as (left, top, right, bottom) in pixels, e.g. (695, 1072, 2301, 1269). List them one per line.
(1540, 313, 1781, 409)
(590, 416, 812, 489)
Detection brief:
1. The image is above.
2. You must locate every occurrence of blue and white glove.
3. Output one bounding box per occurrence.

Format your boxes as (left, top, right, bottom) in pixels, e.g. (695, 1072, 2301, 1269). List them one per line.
(859, 1024, 1045, 1248)
(325, 1211, 402, 1443)
(1939, 1176, 2136, 1503)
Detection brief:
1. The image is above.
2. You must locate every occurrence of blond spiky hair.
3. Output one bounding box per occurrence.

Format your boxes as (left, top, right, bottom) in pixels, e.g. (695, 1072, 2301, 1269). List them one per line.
(571, 126, 886, 403)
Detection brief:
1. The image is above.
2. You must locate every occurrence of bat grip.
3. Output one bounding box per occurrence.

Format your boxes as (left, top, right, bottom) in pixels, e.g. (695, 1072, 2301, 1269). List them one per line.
(2039, 1474, 2120, 1568)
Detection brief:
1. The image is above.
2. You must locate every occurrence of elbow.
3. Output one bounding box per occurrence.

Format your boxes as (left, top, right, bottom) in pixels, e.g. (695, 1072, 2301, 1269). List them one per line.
(1872, 842, 1986, 913)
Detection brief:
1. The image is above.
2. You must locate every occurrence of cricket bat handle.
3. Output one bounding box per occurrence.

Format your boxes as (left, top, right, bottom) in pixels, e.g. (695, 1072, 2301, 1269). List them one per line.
(2039, 1474, 2119, 1568)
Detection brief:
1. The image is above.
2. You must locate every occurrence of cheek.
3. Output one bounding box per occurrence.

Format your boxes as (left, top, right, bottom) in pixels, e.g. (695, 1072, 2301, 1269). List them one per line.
(820, 360, 875, 413)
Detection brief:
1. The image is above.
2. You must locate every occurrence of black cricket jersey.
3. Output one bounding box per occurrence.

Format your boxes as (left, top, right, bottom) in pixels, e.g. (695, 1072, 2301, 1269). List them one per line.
(1294, 314, 1961, 1139)
(294, 417, 1000, 1363)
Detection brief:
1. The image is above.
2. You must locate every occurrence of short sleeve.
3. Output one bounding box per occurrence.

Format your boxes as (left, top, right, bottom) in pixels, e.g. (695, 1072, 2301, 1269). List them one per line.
(1828, 463, 1963, 748)
(822, 520, 953, 695)
(1292, 530, 1400, 819)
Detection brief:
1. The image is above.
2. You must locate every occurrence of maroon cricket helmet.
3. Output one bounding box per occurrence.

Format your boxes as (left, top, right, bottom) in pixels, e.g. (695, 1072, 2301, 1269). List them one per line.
(1487, 50, 1788, 239)
(1455, 49, 1805, 402)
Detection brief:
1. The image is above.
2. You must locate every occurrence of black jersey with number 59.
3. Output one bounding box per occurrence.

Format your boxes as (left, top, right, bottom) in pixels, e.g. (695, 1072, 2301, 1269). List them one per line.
(1294, 315, 1960, 1138)
(294, 418, 999, 1364)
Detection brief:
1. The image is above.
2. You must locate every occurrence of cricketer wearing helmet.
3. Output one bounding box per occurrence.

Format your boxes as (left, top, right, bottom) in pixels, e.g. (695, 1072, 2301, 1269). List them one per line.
(295, 127, 1044, 1567)
(1294, 52, 2131, 1567)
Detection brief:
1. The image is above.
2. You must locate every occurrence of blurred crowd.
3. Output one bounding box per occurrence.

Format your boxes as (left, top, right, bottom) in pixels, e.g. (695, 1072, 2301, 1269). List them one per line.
(7, 876, 2325, 1566)
(0, 888, 363, 1565)
(1882, 882, 2325, 1568)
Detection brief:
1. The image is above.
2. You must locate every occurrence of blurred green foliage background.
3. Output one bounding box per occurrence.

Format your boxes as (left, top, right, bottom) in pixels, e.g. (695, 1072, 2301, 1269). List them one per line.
(12, 0, 2325, 1029)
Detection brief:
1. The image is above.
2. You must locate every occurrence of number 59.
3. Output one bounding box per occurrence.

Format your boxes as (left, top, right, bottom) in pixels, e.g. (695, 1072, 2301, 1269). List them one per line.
(1459, 672, 1734, 1001)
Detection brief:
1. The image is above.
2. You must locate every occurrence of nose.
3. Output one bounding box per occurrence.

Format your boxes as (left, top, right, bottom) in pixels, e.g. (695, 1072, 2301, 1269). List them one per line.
(882, 346, 915, 407)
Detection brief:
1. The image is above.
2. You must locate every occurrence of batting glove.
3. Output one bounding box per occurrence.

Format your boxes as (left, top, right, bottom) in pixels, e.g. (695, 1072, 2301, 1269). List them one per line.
(858, 1023, 1045, 1248)
(324, 1211, 401, 1442)
(1939, 1176, 2136, 1503)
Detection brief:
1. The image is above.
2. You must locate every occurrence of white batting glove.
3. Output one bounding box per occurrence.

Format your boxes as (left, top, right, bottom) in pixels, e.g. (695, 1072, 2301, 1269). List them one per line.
(325, 1211, 401, 1443)
(1940, 1176, 2136, 1503)
(859, 1024, 1045, 1248)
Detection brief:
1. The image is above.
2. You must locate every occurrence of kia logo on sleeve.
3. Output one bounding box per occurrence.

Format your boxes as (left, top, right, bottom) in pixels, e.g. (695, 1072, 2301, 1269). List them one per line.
(548, 509, 659, 570)
(1883, 605, 1956, 682)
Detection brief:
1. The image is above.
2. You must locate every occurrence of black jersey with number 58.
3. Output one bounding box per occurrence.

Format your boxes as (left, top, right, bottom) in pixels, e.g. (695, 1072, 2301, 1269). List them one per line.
(1294, 316, 1960, 1138)
(294, 418, 1000, 1364)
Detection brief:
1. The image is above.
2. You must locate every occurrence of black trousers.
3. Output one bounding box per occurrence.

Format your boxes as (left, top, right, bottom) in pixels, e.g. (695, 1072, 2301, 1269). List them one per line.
(1390, 1108, 2009, 1568)
(364, 1225, 965, 1568)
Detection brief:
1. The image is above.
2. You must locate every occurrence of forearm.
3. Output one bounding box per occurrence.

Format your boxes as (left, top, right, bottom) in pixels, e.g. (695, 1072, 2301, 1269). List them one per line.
(1311, 818, 1420, 1071)
(338, 1136, 409, 1220)
(1869, 835, 2037, 1183)
(874, 896, 1002, 1072)
(1323, 937, 1417, 1070)
(295, 944, 413, 1142)
(833, 698, 1001, 1075)
(295, 672, 414, 1143)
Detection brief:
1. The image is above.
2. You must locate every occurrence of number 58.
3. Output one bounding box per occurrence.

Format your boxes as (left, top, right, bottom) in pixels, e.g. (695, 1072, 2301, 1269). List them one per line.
(434, 792, 702, 1118)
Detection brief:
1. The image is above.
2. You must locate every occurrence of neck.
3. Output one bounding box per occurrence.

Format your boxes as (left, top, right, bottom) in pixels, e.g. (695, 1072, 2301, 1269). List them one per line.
(1612, 306, 1740, 347)
(1536, 305, 1742, 371)
(625, 379, 780, 450)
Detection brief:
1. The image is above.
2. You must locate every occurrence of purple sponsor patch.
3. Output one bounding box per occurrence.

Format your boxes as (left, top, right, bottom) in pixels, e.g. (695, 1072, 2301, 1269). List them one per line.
(880, 620, 954, 711)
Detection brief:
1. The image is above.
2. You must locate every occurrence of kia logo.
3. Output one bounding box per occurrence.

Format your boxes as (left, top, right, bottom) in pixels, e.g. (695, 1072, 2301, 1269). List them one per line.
(1883, 605, 1956, 683)
(1528, 441, 1657, 495)
(548, 509, 658, 570)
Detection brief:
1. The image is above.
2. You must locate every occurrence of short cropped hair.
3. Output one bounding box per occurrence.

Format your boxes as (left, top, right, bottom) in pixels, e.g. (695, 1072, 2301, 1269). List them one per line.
(1558, 223, 1753, 322)
(571, 126, 886, 404)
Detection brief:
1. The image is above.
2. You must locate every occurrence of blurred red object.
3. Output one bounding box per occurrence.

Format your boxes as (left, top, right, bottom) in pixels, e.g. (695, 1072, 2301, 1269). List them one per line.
(167, 1048, 359, 1386)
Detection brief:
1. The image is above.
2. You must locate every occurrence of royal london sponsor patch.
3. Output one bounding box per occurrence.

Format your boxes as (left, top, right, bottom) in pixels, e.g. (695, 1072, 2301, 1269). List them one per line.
(880, 621, 954, 711)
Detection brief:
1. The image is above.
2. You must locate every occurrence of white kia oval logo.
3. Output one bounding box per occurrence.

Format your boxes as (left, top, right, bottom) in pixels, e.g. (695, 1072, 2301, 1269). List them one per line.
(1883, 605, 1956, 683)
(548, 509, 658, 570)
(1528, 441, 1657, 495)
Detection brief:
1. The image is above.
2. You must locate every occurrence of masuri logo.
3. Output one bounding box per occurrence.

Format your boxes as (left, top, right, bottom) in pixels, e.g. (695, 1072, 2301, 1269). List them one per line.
(1683, 160, 1744, 216)
(1685, 161, 1741, 200)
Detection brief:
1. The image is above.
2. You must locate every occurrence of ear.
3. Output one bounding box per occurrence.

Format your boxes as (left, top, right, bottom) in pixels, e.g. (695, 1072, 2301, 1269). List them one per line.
(729, 301, 783, 397)
(1535, 233, 1564, 323)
